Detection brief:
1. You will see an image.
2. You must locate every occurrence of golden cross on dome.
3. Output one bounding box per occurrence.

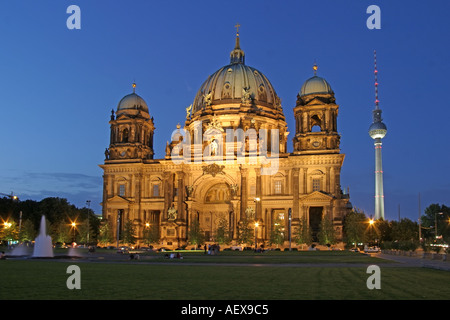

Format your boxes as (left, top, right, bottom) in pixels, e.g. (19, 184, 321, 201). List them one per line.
(132, 82, 136, 93)
(235, 23, 241, 35)
(313, 63, 318, 76)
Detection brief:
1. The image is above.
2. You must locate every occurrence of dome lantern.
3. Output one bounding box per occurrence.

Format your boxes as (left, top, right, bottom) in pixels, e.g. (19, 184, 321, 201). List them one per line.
(230, 23, 245, 65)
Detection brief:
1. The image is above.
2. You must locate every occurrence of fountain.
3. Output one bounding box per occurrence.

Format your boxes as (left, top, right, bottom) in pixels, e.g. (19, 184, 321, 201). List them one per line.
(10, 243, 32, 257)
(32, 215, 54, 258)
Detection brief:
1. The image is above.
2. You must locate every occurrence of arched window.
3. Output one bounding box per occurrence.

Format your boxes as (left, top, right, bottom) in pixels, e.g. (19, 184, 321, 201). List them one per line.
(122, 128, 129, 143)
(310, 115, 322, 132)
(205, 183, 230, 203)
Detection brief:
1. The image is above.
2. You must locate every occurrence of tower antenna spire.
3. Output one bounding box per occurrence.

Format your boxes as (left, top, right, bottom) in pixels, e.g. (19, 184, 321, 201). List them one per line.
(374, 50, 379, 110)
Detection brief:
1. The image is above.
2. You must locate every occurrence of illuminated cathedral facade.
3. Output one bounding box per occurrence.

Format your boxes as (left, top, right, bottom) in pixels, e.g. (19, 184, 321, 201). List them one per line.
(100, 28, 351, 248)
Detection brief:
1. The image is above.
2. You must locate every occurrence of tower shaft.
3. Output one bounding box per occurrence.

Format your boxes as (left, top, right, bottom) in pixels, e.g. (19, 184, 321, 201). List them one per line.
(374, 138, 385, 220)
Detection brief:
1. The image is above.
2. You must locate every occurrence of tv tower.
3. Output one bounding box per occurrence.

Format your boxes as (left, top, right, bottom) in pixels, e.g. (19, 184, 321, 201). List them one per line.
(369, 50, 387, 220)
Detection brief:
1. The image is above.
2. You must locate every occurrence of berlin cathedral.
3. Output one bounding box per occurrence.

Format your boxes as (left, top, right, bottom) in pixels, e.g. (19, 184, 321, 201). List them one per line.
(100, 27, 352, 248)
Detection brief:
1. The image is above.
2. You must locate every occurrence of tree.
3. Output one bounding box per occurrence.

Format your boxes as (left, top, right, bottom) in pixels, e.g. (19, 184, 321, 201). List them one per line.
(19, 219, 36, 242)
(121, 219, 137, 246)
(98, 221, 114, 246)
(0, 197, 101, 244)
(294, 216, 312, 249)
(143, 224, 160, 246)
(391, 218, 418, 242)
(343, 210, 367, 248)
(269, 216, 285, 247)
(237, 217, 254, 246)
(77, 219, 95, 245)
(215, 216, 231, 245)
(318, 217, 337, 246)
(0, 220, 18, 245)
(188, 219, 205, 247)
(51, 221, 72, 244)
(376, 219, 391, 243)
(421, 204, 450, 242)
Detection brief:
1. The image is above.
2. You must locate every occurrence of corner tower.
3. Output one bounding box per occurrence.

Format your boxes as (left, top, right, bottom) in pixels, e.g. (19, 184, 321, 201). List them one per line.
(106, 83, 155, 161)
(368, 50, 387, 220)
(293, 64, 340, 154)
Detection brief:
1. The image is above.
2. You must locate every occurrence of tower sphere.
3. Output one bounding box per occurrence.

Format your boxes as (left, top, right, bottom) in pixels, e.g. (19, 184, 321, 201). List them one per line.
(369, 121, 387, 139)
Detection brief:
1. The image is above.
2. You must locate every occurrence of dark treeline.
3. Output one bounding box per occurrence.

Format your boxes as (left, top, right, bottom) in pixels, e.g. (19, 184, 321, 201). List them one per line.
(0, 196, 99, 244)
(343, 203, 450, 251)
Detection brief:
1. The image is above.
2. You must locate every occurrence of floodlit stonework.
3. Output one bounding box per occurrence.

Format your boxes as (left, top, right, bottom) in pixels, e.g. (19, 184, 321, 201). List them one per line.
(99, 30, 351, 248)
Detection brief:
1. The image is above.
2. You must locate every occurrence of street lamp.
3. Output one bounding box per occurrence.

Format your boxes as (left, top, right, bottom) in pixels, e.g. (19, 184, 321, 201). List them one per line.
(435, 212, 443, 239)
(0, 192, 18, 201)
(254, 222, 259, 251)
(116, 210, 121, 251)
(288, 208, 292, 251)
(3, 221, 12, 248)
(71, 221, 77, 244)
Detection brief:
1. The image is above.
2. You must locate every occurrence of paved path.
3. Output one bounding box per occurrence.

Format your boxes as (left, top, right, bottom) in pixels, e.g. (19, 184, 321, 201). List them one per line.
(69, 252, 450, 271)
(14, 251, 450, 271)
(375, 252, 450, 271)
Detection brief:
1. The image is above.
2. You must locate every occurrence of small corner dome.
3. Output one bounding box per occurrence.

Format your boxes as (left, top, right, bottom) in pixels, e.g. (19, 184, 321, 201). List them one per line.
(117, 92, 149, 113)
(300, 76, 334, 97)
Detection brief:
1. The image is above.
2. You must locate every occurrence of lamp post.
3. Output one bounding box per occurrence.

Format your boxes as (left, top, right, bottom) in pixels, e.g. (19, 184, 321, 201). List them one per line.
(18, 211, 22, 238)
(116, 209, 121, 250)
(253, 197, 261, 252)
(71, 221, 77, 244)
(254, 222, 259, 251)
(3, 221, 12, 248)
(368, 218, 375, 247)
(288, 208, 292, 251)
(435, 212, 443, 239)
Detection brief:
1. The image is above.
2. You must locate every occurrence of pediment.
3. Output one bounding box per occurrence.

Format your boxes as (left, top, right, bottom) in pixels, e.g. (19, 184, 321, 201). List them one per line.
(107, 195, 131, 204)
(115, 113, 131, 121)
(305, 97, 328, 106)
(300, 191, 334, 203)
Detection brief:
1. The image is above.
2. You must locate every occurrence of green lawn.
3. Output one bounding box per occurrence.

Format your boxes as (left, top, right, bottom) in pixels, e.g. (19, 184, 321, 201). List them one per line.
(1, 251, 449, 300)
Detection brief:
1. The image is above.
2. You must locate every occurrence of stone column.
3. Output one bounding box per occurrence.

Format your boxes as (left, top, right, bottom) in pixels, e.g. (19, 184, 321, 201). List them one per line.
(230, 199, 239, 240)
(239, 167, 248, 220)
(102, 174, 108, 218)
(177, 171, 185, 221)
(185, 199, 193, 240)
(326, 167, 331, 193)
(292, 168, 300, 221)
(163, 172, 172, 220)
(303, 168, 308, 194)
(135, 173, 142, 220)
(255, 168, 262, 220)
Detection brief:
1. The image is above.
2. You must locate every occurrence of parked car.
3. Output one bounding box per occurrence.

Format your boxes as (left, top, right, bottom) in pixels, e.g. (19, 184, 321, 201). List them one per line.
(364, 246, 380, 253)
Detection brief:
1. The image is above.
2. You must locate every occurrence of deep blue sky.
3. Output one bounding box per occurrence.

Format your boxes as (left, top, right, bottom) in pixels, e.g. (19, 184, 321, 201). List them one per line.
(0, 1, 449, 221)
